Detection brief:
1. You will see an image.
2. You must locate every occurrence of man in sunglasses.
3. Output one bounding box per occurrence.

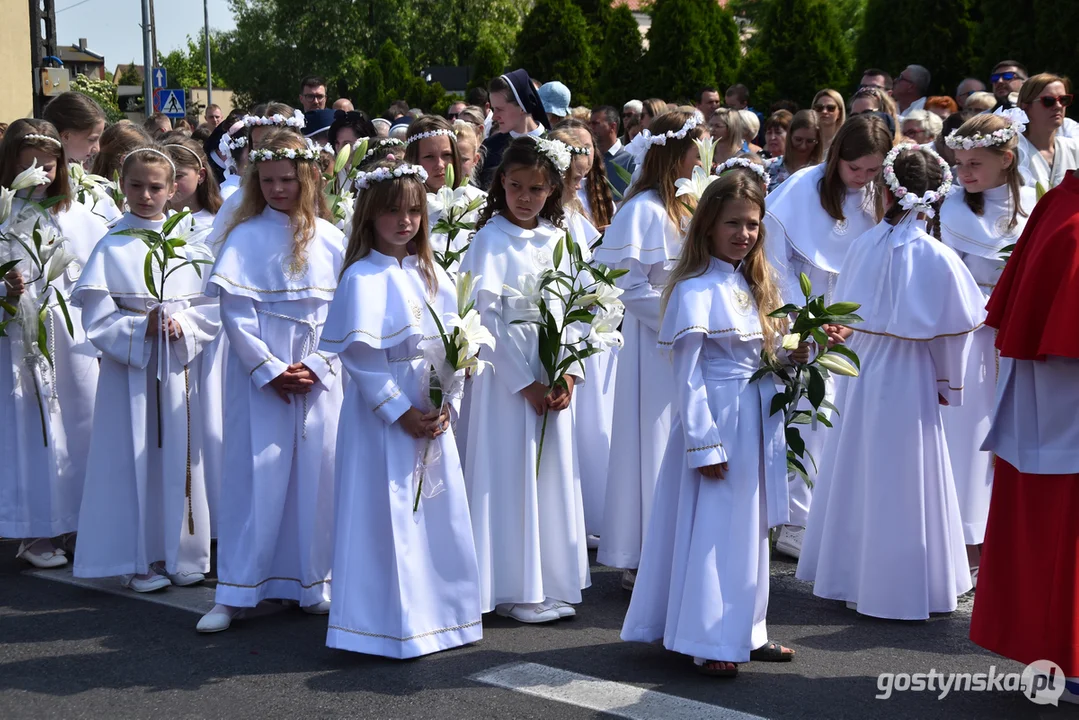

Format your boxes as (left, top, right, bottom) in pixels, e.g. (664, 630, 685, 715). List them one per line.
(989, 60, 1027, 108)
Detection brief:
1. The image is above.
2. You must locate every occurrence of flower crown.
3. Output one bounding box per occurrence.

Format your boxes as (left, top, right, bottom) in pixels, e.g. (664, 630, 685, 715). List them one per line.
(534, 137, 571, 173)
(715, 157, 767, 183)
(945, 107, 1028, 150)
(624, 111, 704, 163)
(242, 109, 306, 129)
(250, 144, 323, 163)
(360, 137, 406, 161)
(353, 163, 429, 190)
(882, 143, 954, 218)
(567, 144, 591, 156)
(406, 128, 455, 146)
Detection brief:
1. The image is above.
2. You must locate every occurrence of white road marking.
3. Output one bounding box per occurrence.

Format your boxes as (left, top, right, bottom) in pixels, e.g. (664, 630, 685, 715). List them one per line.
(23, 567, 216, 615)
(471, 662, 767, 720)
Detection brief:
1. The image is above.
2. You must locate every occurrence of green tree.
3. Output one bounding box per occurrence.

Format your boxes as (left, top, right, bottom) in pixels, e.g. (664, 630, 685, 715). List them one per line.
(975, 0, 1033, 76)
(856, 0, 976, 97)
(1031, 0, 1079, 91)
(740, 0, 852, 110)
(117, 61, 143, 87)
(159, 34, 228, 91)
(644, 0, 741, 101)
(595, 4, 644, 106)
(512, 0, 597, 104)
(468, 35, 508, 90)
(70, 74, 125, 123)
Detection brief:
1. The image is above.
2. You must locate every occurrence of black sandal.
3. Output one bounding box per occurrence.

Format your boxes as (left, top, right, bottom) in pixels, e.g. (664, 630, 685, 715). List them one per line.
(750, 641, 795, 662)
(697, 660, 739, 678)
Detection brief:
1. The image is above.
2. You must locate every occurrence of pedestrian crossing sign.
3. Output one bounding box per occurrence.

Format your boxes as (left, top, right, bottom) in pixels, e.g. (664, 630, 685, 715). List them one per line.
(154, 89, 186, 118)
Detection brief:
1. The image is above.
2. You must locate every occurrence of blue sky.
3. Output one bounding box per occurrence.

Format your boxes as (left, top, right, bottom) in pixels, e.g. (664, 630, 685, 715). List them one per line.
(55, 0, 236, 71)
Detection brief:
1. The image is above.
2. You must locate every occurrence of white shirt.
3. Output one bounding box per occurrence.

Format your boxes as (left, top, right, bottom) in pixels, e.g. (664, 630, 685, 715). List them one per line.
(606, 138, 624, 157)
(900, 96, 927, 117)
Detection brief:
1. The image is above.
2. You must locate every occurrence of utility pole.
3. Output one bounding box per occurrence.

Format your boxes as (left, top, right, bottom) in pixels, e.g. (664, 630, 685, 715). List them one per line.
(204, 0, 212, 107)
(149, 0, 159, 67)
(141, 0, 153, 117)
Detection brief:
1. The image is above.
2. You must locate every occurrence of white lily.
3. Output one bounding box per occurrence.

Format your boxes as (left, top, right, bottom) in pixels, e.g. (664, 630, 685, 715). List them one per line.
(694, 135, 717, 175)
(0, 187, 15, 224)
(36, 224, 63, 265)
(817, 353, 859, 377)
(781, 333, 801, 351)
(674, 165, 718, 201)
(455, 271, 480, 314)
(503, 273, 545, 305)
(45, 246, 77, 283)
(450, 309, 495, 353)
(587, 303, 625, 349)
(10, 160, 51, 192)
(591, 280, 624, 309)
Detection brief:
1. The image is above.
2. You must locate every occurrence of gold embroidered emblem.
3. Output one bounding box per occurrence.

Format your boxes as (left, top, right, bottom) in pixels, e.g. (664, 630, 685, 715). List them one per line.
(833, 218, 849, 236)
(282, 254, 309, 281)
(993, 214, 1017, 238)
(732, 287, 753, 315)
(533, 247, 552, 268)
(408, 300, 423, 321)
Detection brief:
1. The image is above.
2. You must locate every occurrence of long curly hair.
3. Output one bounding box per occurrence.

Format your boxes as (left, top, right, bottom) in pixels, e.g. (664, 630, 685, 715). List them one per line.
(475, 136, 565, 231)
(623, 109, 708, 228)
(552, 117, 614, 228)
(662, 173, 786, 359)
(222, 129, 329, 261)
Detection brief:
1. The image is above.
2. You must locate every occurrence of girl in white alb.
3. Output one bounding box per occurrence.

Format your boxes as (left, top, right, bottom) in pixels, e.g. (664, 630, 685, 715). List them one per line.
(197, 129, 345, 633)
(762, 115, 893, 557)
(593, 110, 706, 585)
(320, 159, 482, 658)
(622, 173, 802, 677)
(0, 121, 107, 568)
(458, 135, 589, 624)
(939, 110, 1036, 581)
(796, 145, 984, 620)
(73, 146, 219, 593)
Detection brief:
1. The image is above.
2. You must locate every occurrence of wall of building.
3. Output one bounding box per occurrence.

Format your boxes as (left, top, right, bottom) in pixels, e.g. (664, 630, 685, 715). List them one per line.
(0, 3, 34, 121)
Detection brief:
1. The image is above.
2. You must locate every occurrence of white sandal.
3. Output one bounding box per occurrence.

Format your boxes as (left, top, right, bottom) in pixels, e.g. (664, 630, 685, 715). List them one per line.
(16, 540, 68, 569)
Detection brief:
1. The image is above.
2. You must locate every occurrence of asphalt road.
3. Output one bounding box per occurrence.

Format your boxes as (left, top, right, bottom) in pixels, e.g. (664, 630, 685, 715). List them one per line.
(0, 540, 1055, 719)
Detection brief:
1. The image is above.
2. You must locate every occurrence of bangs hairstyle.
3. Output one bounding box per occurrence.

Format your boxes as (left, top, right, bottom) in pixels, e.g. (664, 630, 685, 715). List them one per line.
(475, 136, 566, 231)
(342, 161, 437, 295)
(624, 109, 708, 227)
(553, 117, 615, 228)
(162, 133, 223, 214)
(820, 114, 893, 222)
(951, 114, 1027, 231)
(224, 128, 330, 260)
(662, 173, 786, 358)
(785, 109, 823, 169)
(42, 91, 106, 134)
(884, 146, 945, 239)
(0, 119, 71, 214)
(91, 121, 153, 180)
(404, 115, 463, 190)
(546, 126, 591, 212)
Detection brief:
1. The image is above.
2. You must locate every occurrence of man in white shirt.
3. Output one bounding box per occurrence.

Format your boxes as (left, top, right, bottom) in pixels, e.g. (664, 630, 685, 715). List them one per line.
(894, 64, 931, 116)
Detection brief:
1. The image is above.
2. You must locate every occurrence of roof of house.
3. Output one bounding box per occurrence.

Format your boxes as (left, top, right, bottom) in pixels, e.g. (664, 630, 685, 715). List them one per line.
(59, 46, 105, 64)
(612, 0, 727, 8)
(112, 64, 145, 83)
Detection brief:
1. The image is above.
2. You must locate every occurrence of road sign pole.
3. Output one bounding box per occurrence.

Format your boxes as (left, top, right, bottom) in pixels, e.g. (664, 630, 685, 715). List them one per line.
(141, 0, 153, 118)
(204, 0, 213, 108)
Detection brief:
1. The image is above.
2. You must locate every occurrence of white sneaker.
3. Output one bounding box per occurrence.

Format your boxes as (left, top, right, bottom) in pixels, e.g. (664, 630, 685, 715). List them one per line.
(970, 566, 979, 589)
(302, 600, 331, 615)
(775, 525, 804, 559)
(16, 540, 68, 569)
(151, 562, 205, 587)
(123, 573, 171, 593)
(494, 602, 561, 623)
(621, 569, 636, 590)
(542, 598, 577, 618)
(197, 604, 243, 633)
(586, 535, 600, 550)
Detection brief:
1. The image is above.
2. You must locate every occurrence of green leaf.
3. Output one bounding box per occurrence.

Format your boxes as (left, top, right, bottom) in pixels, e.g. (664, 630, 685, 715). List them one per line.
(768, 303, 800, 318)
(0, 298, 18, 317)
(819, 313, 864, 326)
(785, 427, 806, 458)
(37, 308, 52, 367)
(54, 291, 75, 337)
(815, 412, 833, 428)
(788, 455, 810, 487)
(789, 410, 813, 425)
(769, 392, 787, 416)
(828, 344, 861, 370)
(807, 365, 826, 408)
(143, 251, 158, 299)
(610, 162, 633, 186)
(161, 211, 190, 238)
(820, 398, 839, 415)
(606, 268, 629, 280)
(564, 309, 596, 325)
(749, 366, 772, 383)
(552, 235, 564, 271)
(810, 327, 828, 349)
(0, 260, 20, 278)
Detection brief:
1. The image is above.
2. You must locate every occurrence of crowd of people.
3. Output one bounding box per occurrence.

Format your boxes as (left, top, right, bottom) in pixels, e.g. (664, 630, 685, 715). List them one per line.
(1, 54, 1077, 697)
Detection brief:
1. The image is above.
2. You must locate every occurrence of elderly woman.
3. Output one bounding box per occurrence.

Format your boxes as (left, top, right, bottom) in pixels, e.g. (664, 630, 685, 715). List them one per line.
(812, 89, 845, 155)
(964, 92, 997, 112)
(901, 109, 943, 144)
(739, 109, 762, 153)
(1017, 73, 1079, 188)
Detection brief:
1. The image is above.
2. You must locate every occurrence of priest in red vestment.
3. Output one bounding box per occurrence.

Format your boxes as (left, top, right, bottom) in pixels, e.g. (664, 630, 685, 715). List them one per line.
(971, 170, 1079, 703)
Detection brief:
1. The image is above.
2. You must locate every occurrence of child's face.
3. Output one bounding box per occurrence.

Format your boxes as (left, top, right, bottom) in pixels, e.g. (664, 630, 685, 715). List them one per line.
(501, 166, 554, 227)
(121, 161, 175, 219)
(15, 148, 58, 194)
(258, 159, 301, 213)
(838, 153, 884, 191)
(954, 147, 1012, 193)
(170, 165, 203, 211)
(61, 120, 105, 164)
(565, 154, 590, 199)
(374, 193, 424, 254)
(457, 138, 478, 180)
(417, 134, 455, 191)
(710, 198, 761, 264)
(678, 137, 706, 180)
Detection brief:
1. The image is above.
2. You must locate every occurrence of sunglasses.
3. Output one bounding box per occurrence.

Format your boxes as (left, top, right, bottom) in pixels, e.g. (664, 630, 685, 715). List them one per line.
(1036, 94, 1074, 109)
(990, 72, 1024, 84)
(813, 104, 838, 112)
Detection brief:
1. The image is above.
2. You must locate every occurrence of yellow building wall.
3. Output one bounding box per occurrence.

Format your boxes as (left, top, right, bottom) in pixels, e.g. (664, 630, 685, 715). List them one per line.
(0, 2, 33, 122)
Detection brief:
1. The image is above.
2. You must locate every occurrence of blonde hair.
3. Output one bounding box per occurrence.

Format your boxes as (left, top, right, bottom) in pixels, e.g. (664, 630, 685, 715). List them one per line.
(624, 109, 707, 227)
(222, 129, 329, 261)
(663, 173, 786, 358)
(708, 107, 745, 161)
(452, 120, 481, 184)
(547, 126, 589, 213)
(952, 113, 1027, 230)
(570, 106, 592, 121)
(342, 160, 437, 296)
(964, 92, 996, 112)
(738, 109, 760, 142)
(813, 89, 847, 126)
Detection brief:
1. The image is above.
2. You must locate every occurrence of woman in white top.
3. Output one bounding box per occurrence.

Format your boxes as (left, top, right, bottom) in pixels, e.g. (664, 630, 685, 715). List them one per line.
(762, 114, 893, 556)
(1016, 73, 1079, 188)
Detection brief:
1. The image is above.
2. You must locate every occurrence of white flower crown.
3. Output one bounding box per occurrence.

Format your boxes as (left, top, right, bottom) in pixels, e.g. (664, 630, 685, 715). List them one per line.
(534, 137, 571, 173)
(945, 107, 1028, 150)
(715, 157, 768, 183)
(624, 111, 705, 163)
(354, 163, 429, 190)
(242, 109, 306, 129)
(567, 144, 591, 156)
(882, 143, 954, 218)
(250, 145, 323, 163)
(406, 128, 456, 146)
(218, 133, 248, 171)
(361, 137, 406, 161)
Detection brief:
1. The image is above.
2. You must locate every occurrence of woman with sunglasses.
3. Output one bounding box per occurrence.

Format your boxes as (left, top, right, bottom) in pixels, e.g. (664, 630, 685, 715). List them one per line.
(812, 89, 845, 155)
(1017, 73, 1079, 188)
